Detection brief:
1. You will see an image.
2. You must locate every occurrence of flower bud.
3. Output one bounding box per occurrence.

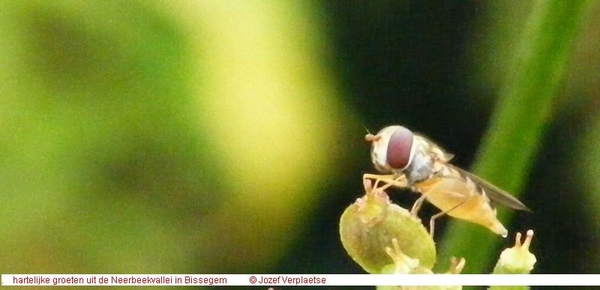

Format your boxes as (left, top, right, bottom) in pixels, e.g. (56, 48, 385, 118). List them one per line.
(339, 180, 436, 274)
(493, 230, 537, 274)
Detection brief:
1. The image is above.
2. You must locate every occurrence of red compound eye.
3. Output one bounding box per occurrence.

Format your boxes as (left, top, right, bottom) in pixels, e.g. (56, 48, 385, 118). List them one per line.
(386, 126, 414, 169)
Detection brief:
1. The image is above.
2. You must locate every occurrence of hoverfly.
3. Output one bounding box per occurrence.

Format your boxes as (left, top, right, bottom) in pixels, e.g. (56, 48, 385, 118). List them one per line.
(364, 125, 529, 237)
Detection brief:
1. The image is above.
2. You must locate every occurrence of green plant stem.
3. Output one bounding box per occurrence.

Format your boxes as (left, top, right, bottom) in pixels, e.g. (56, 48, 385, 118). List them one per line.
(437, 0, 594, 274)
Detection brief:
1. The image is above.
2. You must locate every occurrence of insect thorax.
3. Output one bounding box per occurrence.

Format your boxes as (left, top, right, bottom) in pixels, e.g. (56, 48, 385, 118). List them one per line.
(405, 151, 434, 185)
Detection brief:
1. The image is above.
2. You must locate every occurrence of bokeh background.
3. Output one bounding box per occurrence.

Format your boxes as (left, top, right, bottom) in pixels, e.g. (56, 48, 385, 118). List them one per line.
(1, 0, 599, 288)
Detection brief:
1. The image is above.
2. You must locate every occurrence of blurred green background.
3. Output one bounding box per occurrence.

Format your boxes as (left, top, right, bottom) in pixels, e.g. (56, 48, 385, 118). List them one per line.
(1, 0, 599, 287)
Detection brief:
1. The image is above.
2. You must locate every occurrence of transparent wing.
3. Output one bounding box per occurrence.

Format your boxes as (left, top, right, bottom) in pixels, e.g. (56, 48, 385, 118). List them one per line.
(448, 165, 530, 211)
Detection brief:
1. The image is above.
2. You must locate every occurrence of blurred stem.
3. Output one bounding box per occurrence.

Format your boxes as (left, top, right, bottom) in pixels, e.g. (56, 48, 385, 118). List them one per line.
(438, 0, 594, 274)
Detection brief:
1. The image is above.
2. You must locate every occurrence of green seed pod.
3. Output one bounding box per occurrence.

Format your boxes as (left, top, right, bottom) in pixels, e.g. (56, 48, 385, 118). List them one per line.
(340, 180, 436, 274)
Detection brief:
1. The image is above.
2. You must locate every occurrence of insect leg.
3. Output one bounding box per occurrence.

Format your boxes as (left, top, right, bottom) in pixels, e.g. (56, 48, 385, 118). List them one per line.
(363, 173, 408, 191)
(428, 198, 469, 237)
(409, 177, 445, 216)
(410, 195, 427, 216)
